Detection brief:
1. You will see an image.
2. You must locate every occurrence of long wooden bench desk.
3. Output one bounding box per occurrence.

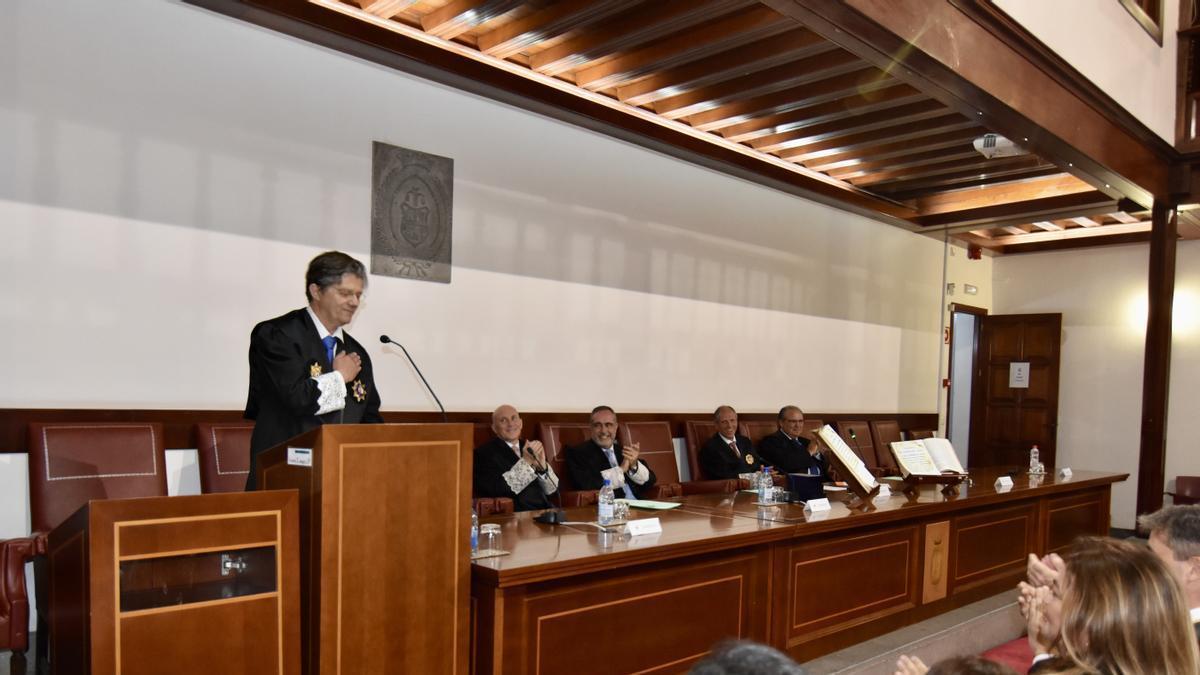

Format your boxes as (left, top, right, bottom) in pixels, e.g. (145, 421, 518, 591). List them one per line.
(470, 468, 1126, 674)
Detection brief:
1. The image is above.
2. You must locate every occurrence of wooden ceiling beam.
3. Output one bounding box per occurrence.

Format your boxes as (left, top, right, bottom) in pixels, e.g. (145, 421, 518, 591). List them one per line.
(1031, 220, 1064, 231)
(685, 67, 891, 132)
(655, 48, 864, 119)
(1107, 211, 1141, 224)
(357, 0, 417, 20)
(913, 191, 1116, 229)
(825, 147, 979, 181)
(985, 221, 1151, 246)
(804, 126, 983, 172)
(530, 0, 745, 77)
(851, 154, 1048, 188)
(759, 0, 1166, 205)
(420, 0, 524, 40)
(475, 0, 640, 60)
(615, 28, 828, 107)
(573, 5, 786, 91)
(868, 161, 1054, 195)
(909, 173, 1095, 216)
(780, 113, 974, 162)
(752, 98, 946, 154)
(1070, 216, 1101, 227)
(720, 83, 923, 142)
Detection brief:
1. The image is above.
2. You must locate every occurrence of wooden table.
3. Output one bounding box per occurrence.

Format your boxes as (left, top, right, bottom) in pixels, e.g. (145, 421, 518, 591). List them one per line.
(470, 468, 1126, 674)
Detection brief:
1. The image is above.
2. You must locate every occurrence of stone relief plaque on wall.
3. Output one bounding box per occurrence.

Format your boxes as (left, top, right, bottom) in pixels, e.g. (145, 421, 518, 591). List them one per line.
(370, 141, 453, 283)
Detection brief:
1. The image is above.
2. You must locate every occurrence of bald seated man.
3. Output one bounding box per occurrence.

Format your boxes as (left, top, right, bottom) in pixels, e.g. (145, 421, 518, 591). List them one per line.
(473, 405, 559, 511)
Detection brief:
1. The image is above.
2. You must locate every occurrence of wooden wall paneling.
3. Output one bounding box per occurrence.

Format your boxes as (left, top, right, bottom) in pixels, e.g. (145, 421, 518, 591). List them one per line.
(1042, 489, 1112, 555)
(775, 524, 921, 661)
(0, 409, 939, 453)
(950, 502, 1038, 598)
(507, 547, 771, 675)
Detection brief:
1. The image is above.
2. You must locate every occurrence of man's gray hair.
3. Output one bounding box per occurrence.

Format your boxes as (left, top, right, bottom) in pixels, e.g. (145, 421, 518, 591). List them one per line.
(1138, 504, 1200, 560)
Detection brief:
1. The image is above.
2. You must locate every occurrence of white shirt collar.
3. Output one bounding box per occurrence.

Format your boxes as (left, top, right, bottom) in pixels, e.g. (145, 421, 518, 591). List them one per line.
(720, 434, 737, 444)
(306, 305, 345, 342)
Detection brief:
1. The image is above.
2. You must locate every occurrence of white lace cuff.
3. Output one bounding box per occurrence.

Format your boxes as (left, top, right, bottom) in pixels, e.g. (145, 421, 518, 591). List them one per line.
(313, 371, 347, 415)
(627, 460, 650, 485)
(538, 465, 559, 494)
(502, 460, 538, 494)
(600, 466, 626, 488)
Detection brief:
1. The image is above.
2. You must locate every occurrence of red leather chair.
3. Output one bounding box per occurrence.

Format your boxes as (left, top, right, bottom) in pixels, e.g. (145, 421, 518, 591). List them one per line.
(834, 420, 879, 472)
(193, 422, 253, 493)
(25, 422, 169, 669)
(472, 497, 515, 516)
(742, 421, 778, 446)
(538, 422, 597, 507)
(1167, 477, 1200, 506)
(0, 537, 34, 664)
(907, 429, 936, 440)
(621, 421, 720, 497)
(869, 420, 903, 474)
(683, 420, 718, 481)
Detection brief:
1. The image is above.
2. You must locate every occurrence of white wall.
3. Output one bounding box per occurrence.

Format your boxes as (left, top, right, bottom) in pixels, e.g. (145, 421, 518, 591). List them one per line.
(993, 0, 1178, 142)
(993, 240, 1200, 529)
(0, 0, 945, 419)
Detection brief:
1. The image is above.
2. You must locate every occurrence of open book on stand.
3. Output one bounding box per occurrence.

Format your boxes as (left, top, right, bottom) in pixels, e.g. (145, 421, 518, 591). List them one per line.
(888, 438, 966, 478)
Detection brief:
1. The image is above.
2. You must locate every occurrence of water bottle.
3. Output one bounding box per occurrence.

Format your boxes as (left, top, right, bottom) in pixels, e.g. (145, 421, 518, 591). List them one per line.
(1029, 445, 1040, 473)
(598, 478, 616, 525)
(758, 466, 771, 503)
(470, 508, 479, 554)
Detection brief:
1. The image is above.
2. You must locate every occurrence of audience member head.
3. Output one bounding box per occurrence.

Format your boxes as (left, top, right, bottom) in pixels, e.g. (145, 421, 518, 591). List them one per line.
(925, 655, 1017, 675)
(304, 250, 367, 330)
(777, 406, 804, 438)
(491, 405, 522, 443)
(589, 405, 618, 449)
(714, 405, 738, 439)
(689, 640, 807, 675)
(1138, 504, 1200, 609)
(1055, 536, 1198, 675)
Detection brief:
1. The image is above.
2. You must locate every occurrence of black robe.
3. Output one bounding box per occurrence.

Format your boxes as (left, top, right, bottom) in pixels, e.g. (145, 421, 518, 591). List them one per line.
(756, 430, 827, 479)
(473, 436, 556, 511)
(698, 433, 763, 480)
(565, 439, 657, 499)
(243, 308, 382, 489)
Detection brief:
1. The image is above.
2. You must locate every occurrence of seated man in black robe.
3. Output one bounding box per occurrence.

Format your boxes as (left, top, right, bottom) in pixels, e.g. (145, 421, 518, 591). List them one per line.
(699, 405, 763, 480)
(566, 406, 657, 499)
(473, 404, 559, 511)
(756, 405, 828, 480)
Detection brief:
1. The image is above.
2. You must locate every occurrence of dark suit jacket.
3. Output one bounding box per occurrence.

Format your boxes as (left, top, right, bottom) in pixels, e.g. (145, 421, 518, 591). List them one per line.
(473, 436, 555, 512)
(244, 308, 382, 489)
(756, 430, 827, 479)
(565, 439, 657, 499)
(699, 433, 762, 480)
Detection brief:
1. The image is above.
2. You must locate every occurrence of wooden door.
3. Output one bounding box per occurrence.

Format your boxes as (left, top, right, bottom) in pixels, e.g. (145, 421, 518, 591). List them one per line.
(970, 313, 1062, 468)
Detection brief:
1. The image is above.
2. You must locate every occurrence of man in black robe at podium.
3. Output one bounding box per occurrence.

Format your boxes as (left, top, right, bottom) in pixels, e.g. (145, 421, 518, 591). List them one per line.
(566, 406, 657, 499)
(756, 405, 827, 480)
(243, 251, 383, 490)
(699, 405, 763, 480)
(473, 404, 559, 511)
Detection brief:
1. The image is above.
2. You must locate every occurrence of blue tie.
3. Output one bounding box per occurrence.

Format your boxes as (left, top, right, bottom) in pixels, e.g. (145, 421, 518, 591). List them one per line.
(322, 336, 337, 367)
(602, 447, 636, 499)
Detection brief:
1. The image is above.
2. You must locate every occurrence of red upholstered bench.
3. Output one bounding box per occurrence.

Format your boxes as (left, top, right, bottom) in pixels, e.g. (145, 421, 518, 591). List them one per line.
(981, 637, 1034, 674)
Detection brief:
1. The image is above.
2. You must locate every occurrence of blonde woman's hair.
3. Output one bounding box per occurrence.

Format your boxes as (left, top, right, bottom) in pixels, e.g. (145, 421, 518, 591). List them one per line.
(1055, 536, 1199, 675)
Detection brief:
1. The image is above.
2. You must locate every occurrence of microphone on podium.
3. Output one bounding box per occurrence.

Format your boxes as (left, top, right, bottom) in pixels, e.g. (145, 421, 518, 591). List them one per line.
(379, 335, 448, 423)
(526, 441, 567, 525)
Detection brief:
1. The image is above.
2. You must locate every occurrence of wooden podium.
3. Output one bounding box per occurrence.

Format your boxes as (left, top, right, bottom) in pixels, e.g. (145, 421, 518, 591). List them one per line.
(46, 490, 300, 675)
(256, 423, 473, 675)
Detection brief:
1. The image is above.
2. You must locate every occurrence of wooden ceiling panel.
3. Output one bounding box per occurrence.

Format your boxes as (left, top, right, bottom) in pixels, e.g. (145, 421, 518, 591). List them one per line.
(223, 0, 1163, 255)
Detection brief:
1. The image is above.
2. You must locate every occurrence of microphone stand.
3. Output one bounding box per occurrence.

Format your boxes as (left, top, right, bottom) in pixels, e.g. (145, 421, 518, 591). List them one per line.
(379, 335, 448, 422)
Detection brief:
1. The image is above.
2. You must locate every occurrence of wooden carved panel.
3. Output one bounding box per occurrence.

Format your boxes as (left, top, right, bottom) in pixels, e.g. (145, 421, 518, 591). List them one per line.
(952, 503, 1037, 594)
(781, 526, 919, 648)
(922, 521, 950, 604)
